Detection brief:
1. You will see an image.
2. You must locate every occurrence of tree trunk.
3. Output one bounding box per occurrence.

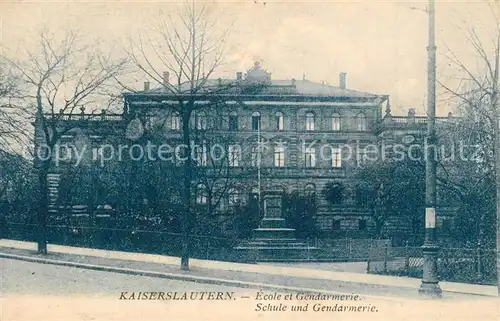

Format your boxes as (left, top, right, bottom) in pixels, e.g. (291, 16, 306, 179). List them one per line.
(181, 111, 193, 271)
(37, 162, 49, 254)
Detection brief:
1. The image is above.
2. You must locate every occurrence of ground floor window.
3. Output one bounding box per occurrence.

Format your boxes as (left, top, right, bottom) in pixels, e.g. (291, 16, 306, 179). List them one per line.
(333, 219, 341, 231)
(358, 219, 367, 230)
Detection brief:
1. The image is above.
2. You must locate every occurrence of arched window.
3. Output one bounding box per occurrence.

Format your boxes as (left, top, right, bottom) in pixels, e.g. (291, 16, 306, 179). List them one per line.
(229, 111, 238, 131)
(332, 113, 341, 131)
(249, 187, 260, 209)
(228, 188, 239, 206)
(305, 112, 315, 131)
(324, 182, 344, 205)
(196, 183, 208, 204)
(355, 113, 366, 131)
(171, 112, 180, 130)
(196, 112, 207, 130)
(252, 111, 261, 130)
(275, 112, 284, 131)
(305, 183, 316, 196)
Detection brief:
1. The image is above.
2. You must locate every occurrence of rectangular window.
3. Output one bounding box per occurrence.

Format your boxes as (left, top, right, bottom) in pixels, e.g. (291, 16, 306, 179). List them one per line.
(274, 146, 285, 167)
(228, 145, 241, 167)
(276, 113, 284, 131)
(196, 114, 207, 130)
(194, 143, 207, 167)
(228, 189, 239, 206)
(332, 147, 342, 168)
(171, 114, 180, 130)
(332, 116, 341, 131)
(358, 219, 367, 230)
(305, 114, 315, 131)
(304, 147, 316, 168)
(333, 219, 341, 231)
(356, 115, 366, 131)
(356, 189, 369, 206)
(196, 185, 208, 205)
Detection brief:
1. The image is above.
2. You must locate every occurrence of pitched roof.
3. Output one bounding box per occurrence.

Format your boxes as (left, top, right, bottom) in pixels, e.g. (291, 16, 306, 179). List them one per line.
(137, 78, 380, 98)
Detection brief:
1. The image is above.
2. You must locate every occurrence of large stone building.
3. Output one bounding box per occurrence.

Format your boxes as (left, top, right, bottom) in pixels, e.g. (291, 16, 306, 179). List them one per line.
(35, 62, 454, 239)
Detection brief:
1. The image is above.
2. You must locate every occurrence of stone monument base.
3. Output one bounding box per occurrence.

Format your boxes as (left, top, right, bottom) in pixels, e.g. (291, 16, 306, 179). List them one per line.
(234, 192, 318, 262)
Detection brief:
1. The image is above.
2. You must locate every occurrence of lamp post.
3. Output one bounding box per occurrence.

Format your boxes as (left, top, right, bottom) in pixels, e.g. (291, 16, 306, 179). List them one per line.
(419, 0, 442, 298)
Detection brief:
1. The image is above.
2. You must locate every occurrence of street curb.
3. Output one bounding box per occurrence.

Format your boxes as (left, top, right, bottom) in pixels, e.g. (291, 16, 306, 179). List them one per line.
(1, 251, 495, 299)
(0, 251, 427, 302)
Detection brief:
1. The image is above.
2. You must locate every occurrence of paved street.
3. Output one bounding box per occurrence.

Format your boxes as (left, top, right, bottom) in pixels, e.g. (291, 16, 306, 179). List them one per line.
(1, 258, 247, 296)
(2, 258, 499, 321)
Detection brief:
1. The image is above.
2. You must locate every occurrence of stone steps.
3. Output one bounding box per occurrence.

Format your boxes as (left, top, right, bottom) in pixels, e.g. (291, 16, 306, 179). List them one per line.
(253, 228, 296, 239)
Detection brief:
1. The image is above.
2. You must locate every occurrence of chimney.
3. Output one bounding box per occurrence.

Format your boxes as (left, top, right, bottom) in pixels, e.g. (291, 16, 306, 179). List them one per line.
(408, 108, 416, 124)
(163, 71, 170, 88)
(144, 81, 150, 91)
(339, 72, 347, 89)
(236, 72, 243, 81)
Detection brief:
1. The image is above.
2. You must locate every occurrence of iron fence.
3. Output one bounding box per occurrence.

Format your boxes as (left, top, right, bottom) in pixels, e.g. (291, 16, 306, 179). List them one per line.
(2, 221, 246, 262)
(2, 220, 497, 286)
(367, 242, 497, 285)
(2, 221, 391, 263)
(311, 238, 391, 261)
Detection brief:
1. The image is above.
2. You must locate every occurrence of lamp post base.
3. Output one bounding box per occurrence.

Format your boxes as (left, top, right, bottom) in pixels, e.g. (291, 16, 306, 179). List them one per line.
(419, 281, 442, 298)
(419, 241, 442, 298)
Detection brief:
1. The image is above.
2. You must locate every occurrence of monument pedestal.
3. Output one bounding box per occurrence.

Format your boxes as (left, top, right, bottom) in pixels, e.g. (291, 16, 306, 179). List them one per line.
(234, 191, 318, 262)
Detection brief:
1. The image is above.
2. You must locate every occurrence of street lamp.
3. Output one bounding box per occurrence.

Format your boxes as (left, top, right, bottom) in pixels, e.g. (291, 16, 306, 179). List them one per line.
(419, 0, 442, 298)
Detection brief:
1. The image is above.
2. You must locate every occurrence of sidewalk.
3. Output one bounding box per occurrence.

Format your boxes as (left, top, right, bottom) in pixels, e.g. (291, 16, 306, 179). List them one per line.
(0, 239, 497, 298)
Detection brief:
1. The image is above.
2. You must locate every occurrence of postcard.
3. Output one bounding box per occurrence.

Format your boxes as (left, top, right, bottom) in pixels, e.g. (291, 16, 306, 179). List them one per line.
(1, 1, 499, 320)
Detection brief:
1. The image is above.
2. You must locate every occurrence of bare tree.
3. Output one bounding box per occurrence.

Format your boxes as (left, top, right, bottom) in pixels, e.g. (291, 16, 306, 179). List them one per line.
(2, 29, 127, 254)
(438, 2, 500, 292)
(0, 63, 29, 152)
(124, 2, 233, 270)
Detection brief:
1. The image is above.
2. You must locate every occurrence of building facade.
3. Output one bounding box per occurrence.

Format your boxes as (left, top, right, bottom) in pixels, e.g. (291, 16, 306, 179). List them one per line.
(35, 63, 454, 238)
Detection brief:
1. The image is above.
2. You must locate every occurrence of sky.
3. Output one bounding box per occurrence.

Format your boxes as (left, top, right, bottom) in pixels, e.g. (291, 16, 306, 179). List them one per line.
(0, 0, 498, 116)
